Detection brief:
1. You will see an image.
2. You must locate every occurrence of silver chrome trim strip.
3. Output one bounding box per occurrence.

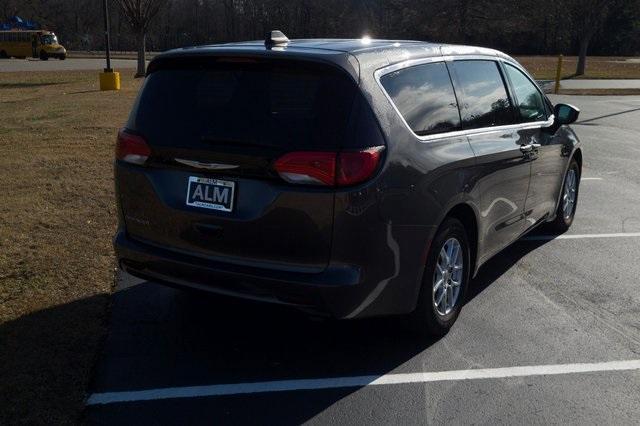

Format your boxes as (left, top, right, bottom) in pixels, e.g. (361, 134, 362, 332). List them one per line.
(175, 159, 239, 170)
(374, 55, 554, 142)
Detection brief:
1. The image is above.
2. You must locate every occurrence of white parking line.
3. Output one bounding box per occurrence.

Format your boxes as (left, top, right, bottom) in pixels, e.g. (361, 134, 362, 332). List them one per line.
(523, 232, 640, 241)
(581, 177, 603, 181)
(86, 359, 640, 406)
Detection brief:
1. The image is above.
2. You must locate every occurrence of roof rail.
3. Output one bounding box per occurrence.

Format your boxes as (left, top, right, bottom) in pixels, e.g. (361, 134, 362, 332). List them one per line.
(265, 30, 289, 48)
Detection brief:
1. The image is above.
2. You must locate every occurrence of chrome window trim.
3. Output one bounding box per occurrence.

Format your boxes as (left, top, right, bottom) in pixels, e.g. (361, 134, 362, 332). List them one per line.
(374, 55, 554, 142)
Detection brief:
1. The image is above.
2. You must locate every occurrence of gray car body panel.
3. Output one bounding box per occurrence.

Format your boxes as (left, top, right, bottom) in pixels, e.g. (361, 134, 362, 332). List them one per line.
(114, 39, 581, 319)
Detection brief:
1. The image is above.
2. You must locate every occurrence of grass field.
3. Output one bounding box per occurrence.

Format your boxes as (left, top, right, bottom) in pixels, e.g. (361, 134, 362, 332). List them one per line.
(0, 70, 141, 424)
(515, 56, 640, 80)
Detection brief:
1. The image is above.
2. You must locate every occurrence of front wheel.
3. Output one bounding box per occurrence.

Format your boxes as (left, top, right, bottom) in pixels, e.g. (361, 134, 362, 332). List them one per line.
(408, 217, 470, 337)
(549, 158, 580, 233)
(39, 51, 48, 60)
(58, 53, 66, 60)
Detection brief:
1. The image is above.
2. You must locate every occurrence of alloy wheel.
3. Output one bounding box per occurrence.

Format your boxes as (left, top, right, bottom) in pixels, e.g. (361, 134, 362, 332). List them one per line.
(563, 168, 577, 220)
(432, 238, 463, 316)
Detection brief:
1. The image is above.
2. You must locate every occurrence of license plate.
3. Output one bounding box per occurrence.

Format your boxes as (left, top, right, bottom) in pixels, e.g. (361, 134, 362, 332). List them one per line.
(186, 176, 235, 212)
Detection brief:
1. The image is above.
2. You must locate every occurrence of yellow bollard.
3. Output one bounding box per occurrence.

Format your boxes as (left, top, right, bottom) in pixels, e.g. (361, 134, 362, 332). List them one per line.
(554, 54, 563, 94)
(99, 70, 120, 91)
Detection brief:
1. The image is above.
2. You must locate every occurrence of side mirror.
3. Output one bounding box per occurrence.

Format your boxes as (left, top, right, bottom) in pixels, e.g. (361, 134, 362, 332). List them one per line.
(554, 103, 580, 125)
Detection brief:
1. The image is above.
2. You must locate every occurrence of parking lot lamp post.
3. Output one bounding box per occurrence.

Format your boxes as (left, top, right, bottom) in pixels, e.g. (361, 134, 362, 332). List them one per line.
(99, 0, 120, 90)
(103, 0, 112, 72)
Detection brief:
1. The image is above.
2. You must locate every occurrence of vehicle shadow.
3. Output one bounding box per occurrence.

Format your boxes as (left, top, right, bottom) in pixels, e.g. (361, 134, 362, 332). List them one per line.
(466, 232, 552, 304)
(2, 231, 557, 424)
(0, 294, 110, 425)
(86, 232, 559, 423)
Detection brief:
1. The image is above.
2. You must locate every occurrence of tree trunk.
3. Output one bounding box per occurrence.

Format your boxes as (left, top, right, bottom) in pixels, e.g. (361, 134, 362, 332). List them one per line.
(576, 36, 590, 76)
(135, 30, 146, 78)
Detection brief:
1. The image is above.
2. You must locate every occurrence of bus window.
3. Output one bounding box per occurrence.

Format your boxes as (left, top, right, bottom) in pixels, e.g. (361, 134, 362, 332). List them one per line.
(41, 34, 58, 45)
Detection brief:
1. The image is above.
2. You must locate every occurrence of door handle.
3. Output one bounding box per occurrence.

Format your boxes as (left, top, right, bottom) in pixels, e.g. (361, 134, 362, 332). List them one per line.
(520, 144, 534, 153)
(520, 143, 541, 154)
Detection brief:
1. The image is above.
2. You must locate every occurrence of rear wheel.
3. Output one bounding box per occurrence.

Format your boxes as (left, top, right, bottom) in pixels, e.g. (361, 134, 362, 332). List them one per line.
(39, 50, 48, 60)
(409, 218, 470, 337)
(549, 158, 580, 233)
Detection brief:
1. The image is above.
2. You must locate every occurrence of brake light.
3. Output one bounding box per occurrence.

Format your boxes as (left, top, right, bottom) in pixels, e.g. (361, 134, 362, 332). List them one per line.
(273, 151, 337, 185)
(274, 147, 383, 187)
(116, 129, 151, 165)
(337, 147, 384, 186)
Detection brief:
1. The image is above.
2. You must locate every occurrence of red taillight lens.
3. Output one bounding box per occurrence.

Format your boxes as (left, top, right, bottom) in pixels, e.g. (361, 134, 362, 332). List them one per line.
(273, 146, 384, 187)
(116, 129, 151, 165)
(337, 147, 384, 186)
(273, 151, 337, 185)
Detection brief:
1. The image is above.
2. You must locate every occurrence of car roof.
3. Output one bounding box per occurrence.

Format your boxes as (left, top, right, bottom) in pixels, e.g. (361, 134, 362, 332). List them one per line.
(152, 38, 514, 82)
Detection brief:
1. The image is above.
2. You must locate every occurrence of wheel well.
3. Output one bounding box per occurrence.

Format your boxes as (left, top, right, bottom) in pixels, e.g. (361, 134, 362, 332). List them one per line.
(573, 148, 583, 174)
(446, 204, 478, 276)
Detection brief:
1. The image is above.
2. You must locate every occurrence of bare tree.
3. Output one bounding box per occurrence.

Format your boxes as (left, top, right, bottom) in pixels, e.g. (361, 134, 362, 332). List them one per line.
(568, 0, 617, 76)
(116, 0, 167, 77)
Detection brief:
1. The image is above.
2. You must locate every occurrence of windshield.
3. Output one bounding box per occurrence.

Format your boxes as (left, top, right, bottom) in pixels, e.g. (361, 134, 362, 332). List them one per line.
(40, 34, 58, 45)
(131, 61, 357, 150)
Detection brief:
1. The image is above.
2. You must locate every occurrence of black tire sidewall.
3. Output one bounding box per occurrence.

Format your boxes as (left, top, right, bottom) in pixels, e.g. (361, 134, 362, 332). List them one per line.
(412, 218, 470, 335)
(556, 159, 580, 230)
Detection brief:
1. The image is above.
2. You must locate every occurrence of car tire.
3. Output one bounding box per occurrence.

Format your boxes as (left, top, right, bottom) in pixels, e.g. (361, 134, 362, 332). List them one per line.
(40, 51, 48, 60)
(0, 50, 7, 59)
(59, 54, 66, 60)
(549, 158, 580, 233)
(408, 217, 470, 337)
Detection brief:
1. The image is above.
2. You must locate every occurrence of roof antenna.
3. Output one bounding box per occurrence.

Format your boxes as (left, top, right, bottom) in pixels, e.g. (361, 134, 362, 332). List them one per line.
(265, 30, 289, 48)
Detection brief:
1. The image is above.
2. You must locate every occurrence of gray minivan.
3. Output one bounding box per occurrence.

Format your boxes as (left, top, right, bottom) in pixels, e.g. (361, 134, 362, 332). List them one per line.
(114, 33, 581, 335)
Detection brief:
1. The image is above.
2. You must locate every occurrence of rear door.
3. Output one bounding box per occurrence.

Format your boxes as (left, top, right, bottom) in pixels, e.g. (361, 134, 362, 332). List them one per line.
(448, 59, 532, 262)
(117, 57, 359, 271)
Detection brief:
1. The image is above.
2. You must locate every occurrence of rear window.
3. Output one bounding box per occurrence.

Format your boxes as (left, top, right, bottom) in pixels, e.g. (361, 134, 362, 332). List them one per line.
(128, 60, 358, 150)
(449, 60, 514, 129)
(380, 62, 461, 136)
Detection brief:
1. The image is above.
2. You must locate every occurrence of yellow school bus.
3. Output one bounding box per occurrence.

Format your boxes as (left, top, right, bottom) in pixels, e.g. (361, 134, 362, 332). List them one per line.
(0, 30, 66, 60)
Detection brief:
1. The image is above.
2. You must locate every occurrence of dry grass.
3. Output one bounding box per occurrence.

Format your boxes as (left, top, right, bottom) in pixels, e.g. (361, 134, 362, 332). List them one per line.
(515, 56, 640, 80)
(0, 70, 141, 424)
(556, 88, 640, 96)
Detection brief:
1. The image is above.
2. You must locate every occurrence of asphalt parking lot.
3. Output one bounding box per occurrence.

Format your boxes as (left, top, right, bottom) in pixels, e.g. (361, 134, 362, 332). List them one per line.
(86, 95, 640, 424)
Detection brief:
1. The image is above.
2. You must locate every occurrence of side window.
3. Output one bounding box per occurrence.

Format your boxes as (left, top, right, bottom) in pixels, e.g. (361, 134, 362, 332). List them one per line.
(504, 64, 547, 122)
(450, 60, 513, 129)
(380, 62, 461, 136)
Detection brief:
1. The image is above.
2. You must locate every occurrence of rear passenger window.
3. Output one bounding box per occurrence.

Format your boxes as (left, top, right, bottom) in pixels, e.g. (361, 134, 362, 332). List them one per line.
(504, 64, 547, 122)
(450, 60, 513, 129)
(380, 62, 460, 136)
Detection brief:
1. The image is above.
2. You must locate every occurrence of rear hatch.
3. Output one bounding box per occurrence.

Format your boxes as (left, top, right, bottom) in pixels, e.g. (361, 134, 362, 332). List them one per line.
(116, 55, 361, 272)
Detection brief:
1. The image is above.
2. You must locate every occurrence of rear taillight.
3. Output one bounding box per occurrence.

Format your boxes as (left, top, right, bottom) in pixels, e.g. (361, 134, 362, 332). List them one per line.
(274, 146, 384, 187)
(273, 151, 337, 186)
(337, 147, 384, 186)
(116, 129, 151, 165)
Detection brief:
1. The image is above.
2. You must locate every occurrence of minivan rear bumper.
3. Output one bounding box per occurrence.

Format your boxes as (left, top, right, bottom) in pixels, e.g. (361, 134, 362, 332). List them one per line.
(114, 230, 368, 318)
